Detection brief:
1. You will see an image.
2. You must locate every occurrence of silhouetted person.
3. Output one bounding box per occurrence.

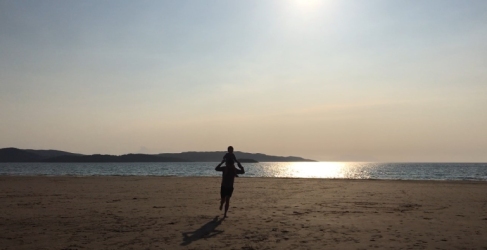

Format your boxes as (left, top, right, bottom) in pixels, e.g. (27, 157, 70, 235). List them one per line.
(215, 160, 244, 218)
(220, 146, 243, 177)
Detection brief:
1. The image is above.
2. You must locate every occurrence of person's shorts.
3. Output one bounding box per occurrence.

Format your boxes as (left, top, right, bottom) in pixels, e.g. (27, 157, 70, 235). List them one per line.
(220, 186, 234, 199)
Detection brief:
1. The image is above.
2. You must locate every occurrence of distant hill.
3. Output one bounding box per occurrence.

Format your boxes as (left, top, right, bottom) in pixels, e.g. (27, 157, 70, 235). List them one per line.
(157, 151, 315, 162)
(24, 149, 83, 158)
(0, 148, 44, 162)
(0, 148, 315, 162)
(0, 148, 185, 162)
(238, 158, 259, 163)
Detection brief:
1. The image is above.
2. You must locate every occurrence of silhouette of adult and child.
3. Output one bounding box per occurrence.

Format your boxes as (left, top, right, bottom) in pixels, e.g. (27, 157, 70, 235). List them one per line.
(215, 146, 245, 218)
(181, 146, 245, 245)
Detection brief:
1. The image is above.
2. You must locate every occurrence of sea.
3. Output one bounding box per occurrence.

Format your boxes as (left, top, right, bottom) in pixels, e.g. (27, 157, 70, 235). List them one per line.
(0, 162, 486, 181)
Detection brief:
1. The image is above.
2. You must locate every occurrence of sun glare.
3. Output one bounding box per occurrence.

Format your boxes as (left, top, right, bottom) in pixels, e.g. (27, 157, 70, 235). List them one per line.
(283, 0, 335, 23)
(284, 162, 347, 178)
(292, 0, 327, 9)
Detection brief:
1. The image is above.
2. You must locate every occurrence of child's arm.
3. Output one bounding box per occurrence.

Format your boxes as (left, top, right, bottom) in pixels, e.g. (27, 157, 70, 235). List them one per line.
(232, 153, 243, 167)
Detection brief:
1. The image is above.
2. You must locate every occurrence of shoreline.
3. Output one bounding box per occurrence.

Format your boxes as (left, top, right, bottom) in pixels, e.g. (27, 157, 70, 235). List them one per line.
(1, 174, 486, 183)
(1, 176, 486, 249)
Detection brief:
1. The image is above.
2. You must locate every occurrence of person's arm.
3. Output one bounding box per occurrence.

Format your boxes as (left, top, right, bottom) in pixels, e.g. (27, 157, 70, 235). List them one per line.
(215, 162, 224, 171)
(232, 153, 242, 166)
(236, 165, 245, 174)
(237, 161, 244, 170)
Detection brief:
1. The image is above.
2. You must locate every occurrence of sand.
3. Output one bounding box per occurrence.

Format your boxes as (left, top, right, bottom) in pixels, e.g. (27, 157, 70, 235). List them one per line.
(0, 176, 486, 250)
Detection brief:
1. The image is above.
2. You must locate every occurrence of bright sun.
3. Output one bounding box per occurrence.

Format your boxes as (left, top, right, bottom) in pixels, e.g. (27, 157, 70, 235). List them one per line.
(293, 0, 323, 8)
(289, 0, 333, 15)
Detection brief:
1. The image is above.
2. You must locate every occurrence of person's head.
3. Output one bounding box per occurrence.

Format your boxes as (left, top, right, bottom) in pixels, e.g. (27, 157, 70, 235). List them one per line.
(227, 146, 234, 153)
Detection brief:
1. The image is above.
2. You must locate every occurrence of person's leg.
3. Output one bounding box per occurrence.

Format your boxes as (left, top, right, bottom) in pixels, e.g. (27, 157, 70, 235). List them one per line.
(224, 187, 234, 217)
(224, 196, 231, 217)
(220, 187, 225, 210)
(220, 197, 224, 210)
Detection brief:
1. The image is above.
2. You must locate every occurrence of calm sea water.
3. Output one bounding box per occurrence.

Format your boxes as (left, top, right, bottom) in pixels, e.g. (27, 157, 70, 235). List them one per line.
(0, 162, 486, 181)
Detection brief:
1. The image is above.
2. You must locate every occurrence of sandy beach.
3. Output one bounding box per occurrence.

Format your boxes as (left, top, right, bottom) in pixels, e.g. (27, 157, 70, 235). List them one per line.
(0, 176, 486, 250)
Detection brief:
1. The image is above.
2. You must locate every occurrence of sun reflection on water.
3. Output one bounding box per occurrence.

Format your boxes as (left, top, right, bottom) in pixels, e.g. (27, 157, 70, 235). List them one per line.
(282, 162, 345, 178)
(257, 162, 369, 179)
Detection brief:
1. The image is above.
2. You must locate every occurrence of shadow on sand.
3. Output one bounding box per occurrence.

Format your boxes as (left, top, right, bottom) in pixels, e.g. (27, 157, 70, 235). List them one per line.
(181, 216, 225, 246)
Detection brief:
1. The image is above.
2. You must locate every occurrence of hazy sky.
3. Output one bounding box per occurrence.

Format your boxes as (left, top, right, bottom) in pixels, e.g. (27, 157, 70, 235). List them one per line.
(1, 0, 486, 162)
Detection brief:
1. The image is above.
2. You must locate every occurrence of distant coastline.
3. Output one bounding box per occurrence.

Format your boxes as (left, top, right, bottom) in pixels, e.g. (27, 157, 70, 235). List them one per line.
(0, 147, 315, 163)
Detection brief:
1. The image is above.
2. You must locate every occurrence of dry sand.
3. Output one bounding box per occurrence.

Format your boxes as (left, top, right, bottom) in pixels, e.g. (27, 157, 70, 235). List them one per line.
(0, 176, 486, 250)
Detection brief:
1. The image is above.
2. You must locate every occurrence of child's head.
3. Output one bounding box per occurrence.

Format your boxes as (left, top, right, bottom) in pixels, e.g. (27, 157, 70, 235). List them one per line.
(227, 146, 234, 153)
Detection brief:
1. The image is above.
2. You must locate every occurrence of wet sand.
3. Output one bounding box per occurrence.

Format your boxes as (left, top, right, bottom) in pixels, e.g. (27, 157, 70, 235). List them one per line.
(0, 176, 486, 249)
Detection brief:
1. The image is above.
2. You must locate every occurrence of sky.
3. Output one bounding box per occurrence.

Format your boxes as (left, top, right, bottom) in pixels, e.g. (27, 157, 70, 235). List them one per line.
(1, 0, 486, 162)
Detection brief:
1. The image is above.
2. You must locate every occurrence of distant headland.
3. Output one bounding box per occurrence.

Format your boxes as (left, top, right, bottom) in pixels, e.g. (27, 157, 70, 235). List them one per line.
(0, 148, 316, 163)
